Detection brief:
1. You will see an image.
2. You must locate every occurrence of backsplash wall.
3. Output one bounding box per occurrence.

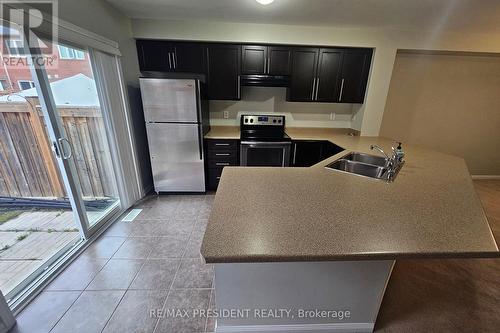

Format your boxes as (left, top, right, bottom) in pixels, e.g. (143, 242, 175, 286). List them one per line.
(209, 87, 361, 128)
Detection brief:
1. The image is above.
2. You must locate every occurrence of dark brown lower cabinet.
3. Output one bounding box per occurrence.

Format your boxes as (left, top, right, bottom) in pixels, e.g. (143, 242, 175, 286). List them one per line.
(205, 139, 240, 191)
(291, 140, 344, 167)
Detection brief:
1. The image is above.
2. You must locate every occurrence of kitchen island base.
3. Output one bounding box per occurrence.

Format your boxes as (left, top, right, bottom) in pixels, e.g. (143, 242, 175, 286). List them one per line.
(214, 260, 395, 332)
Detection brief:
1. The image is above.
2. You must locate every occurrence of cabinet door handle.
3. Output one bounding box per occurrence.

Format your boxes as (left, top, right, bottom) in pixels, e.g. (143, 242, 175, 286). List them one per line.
(216, 176, 221, 180)
(215, 153, 230, 156)
(173, 52, 177, 69)
(216, 162, 230, 166)
(264, 57, 267, 74)
(267, 56, 271, 73)
(292, 143, 297, 165)
(237, 75, 241, 99)
(168, 53, 172, 69)
(311, 78, 316, 100)
(339, 78, 345, 102)
(214, 143, 230, 146)
(315, 77, 320, 100)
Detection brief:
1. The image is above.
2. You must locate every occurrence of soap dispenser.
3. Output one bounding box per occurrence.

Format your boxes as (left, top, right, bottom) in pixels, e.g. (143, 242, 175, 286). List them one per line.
(394, 142, 405, 162)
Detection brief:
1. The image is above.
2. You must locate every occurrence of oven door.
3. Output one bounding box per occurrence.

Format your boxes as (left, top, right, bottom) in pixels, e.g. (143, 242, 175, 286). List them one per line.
(240, 141, 291, 167)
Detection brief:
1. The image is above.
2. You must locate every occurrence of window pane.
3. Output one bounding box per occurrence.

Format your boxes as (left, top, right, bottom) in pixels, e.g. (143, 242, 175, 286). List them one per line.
(75, 50, 85, 60)
(47, 42, 120, 228)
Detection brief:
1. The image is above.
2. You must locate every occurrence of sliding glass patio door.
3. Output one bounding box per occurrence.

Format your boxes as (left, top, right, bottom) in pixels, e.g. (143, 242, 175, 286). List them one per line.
(0, 25, 85, 300)
(0, 23, 123, 302)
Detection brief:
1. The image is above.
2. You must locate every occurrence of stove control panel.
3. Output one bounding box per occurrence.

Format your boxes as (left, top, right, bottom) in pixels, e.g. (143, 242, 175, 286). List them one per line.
(241, 115, 285, 126)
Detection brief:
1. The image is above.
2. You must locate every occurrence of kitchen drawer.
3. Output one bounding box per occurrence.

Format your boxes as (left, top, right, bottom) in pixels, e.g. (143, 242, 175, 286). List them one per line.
(207, 168, 224, 190)
(208, 149, 238, 160)
(207, 139, 238, 151)
(208, 157, 238, 168)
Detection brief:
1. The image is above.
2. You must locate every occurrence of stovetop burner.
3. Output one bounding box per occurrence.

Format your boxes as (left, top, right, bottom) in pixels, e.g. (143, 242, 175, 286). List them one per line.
(240, 115, 289, 141)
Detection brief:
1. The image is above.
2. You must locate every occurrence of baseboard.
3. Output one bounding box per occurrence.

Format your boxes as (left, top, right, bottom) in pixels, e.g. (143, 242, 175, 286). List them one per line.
(216, 322, 374, 332)
(471, 175, 500, 180)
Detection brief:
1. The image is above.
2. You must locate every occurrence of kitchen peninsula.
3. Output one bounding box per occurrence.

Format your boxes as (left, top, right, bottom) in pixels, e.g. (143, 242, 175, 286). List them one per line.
(201, 127, 499, 332)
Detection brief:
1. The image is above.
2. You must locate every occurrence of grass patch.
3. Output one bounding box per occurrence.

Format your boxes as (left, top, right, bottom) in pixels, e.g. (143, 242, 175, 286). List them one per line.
(0, 210, 23, 224)
(16, 233, 29, 241)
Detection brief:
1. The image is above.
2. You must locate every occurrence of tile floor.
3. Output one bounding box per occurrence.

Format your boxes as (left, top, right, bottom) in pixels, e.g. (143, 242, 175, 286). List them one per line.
(11, 194, 216, 333)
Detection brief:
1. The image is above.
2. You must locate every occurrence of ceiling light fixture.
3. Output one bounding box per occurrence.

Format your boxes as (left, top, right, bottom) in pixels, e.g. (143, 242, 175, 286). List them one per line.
(256, 0, 274, 5)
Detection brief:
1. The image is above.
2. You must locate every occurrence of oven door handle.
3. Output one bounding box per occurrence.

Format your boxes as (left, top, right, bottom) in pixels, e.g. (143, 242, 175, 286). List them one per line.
(241, 141, 291, 146)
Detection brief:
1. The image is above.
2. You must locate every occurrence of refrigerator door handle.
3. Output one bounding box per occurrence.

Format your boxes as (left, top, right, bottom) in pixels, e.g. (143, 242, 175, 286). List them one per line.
(196, 80, 202, 123)
(198, 125, 203, 160)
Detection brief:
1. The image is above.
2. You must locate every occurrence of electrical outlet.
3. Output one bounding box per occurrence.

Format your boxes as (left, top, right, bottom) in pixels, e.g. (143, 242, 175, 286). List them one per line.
(330, 113, 336, 120)
(223, 111, 229, 119)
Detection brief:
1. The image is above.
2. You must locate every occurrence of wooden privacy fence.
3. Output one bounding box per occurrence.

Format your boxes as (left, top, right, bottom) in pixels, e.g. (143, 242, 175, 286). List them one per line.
(0, 98, 117, 199)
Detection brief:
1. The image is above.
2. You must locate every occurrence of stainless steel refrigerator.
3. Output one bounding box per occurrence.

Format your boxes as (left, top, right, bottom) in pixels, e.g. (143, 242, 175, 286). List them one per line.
(140, 75, 209, 193)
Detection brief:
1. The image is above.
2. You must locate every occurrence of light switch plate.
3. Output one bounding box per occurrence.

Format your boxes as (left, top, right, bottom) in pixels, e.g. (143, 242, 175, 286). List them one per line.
(223, 111, 229, 119)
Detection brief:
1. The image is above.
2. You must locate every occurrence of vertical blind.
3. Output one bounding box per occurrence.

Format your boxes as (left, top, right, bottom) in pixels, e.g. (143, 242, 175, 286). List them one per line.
(90, 50, 142, 208)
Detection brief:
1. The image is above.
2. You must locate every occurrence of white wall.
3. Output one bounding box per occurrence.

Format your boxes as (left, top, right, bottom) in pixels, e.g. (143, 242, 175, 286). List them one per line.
(58, 0, 139, 84)
(210, 87, 354, 128)
(131, 18, 500, 136)
(380, 51, 500, 175)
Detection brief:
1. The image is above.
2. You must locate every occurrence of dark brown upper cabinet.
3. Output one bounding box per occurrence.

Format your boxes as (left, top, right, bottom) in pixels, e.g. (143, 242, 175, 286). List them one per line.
(288, 47, 372, 103)
(136, 40, 206, 73)
(136, 40, 172, 72)
(288, 48, 319, 102)
(316, 48, 343, 102)
(136, 39, 372, 103)
(207, 44, 241, 100)
(289, 47, 342, 102)
(338, 49, 372, 103)
(242, 45, 291, 75)
(268, 46, 291, 75)
(173, 42, 206, 73)
(242, 45, 266, 74)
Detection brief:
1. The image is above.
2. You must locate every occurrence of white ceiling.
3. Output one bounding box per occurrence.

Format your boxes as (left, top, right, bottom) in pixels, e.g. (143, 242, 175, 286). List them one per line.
(106, 0, 500, 34)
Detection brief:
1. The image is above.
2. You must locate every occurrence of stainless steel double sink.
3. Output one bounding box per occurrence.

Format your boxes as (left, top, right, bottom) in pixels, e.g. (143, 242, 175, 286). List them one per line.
(325, 152, 401, 181)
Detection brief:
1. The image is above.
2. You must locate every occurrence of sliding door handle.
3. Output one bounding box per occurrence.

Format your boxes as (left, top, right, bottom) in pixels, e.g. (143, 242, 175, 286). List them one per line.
(57, 138, 73, 160)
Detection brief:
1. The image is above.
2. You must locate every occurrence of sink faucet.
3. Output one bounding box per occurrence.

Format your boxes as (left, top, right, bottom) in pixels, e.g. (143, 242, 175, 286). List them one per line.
(370, 145, 390, 160)
(371, 143, 405, 181)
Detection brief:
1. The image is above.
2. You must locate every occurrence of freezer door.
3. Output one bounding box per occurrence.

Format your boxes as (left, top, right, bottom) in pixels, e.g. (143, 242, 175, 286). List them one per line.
(146, 123, 205, 192)
(140, 78, 199, 123)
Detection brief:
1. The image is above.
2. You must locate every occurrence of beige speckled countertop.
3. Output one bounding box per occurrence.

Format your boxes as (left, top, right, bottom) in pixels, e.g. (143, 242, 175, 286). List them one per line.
(201, 127, 499, 263)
